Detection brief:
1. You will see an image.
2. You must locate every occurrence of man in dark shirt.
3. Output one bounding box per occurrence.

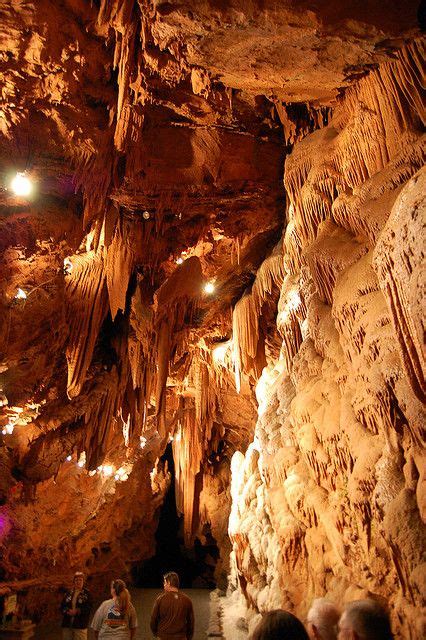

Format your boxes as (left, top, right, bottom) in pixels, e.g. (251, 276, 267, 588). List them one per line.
(150, 572, 194, 640)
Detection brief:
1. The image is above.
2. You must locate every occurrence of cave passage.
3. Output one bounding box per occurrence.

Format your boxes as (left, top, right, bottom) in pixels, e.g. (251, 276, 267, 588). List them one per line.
(132, 444, 218, 589)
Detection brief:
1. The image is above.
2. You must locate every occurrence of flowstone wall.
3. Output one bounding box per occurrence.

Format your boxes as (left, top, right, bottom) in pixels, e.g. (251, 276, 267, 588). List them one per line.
(228, 41, 425, 639)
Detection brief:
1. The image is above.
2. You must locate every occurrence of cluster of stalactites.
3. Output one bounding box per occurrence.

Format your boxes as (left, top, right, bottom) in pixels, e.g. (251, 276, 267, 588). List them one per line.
(283, 39, 426, 277)
(233, 244, 285, 390)
(172, 344, 225, 544)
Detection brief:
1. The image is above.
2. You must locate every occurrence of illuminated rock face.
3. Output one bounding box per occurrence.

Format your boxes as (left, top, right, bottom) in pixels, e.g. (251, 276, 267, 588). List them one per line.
(228, 45, 425, 639)
(0, 1, 424, 636)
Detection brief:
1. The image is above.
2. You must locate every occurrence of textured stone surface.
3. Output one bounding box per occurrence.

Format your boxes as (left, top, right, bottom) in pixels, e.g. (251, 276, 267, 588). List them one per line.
(0, 2, 424, 636)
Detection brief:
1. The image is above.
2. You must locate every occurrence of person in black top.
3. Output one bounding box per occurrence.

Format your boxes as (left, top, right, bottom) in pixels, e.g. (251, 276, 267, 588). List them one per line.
(61, 571, 92, 640)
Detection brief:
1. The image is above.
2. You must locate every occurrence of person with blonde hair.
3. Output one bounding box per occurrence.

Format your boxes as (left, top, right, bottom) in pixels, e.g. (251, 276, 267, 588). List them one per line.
(91, 578, 138, 639)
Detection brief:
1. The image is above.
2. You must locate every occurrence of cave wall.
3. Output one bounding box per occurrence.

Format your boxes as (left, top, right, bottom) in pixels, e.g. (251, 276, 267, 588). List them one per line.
(0, 1, 424, 633)
(228, 41, 425, 639)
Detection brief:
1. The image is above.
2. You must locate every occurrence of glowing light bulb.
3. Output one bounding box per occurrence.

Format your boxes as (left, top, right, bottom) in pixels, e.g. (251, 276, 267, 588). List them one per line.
(176, 257, 183, 265)
(204, 282, 215, 295)
(140, 436, 147, 449)
(63, 257, 73, 274)
(4, 423, 14, 435)
(66, 455, 72, 462)
(77, 452, 86, 468)
(102, 464, 113, 477)
(114, 474, 120, 481)
(15, 288, 27, 300)
(11, 172, 32, 197)
(142, 211, 150, 220)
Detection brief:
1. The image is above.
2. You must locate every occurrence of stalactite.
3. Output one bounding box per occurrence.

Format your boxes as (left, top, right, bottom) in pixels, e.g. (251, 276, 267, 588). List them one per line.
(104, 217, 135, 321)
(65, 250, 108, 398)
(153, 256, 203, 435)
(233, 246, 285, 387)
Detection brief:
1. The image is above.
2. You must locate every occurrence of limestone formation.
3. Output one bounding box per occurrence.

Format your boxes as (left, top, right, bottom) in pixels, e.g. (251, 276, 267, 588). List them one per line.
(0, 1, 424, 638)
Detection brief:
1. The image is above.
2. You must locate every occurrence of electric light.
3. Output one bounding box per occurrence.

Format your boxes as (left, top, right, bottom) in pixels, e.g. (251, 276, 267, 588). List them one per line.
(15, 288, 27, 300)
(63, 257, 73, 274)
(140, 436, 147, 449)
(102, 464, 114, 477)
(176, 257, 183, 265)
(11, 172, 32, 197)
(77, 452, 86, 468)
(66, 455, 72, 462)
(114, 474, 120, 481)
(2, 422, 15, 435)
(142, 210, 150, 220)
(203, 281, 215, 295)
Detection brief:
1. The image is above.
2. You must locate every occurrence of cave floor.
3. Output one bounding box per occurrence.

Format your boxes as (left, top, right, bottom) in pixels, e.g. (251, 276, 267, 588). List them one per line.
(34, 588, 213, 639)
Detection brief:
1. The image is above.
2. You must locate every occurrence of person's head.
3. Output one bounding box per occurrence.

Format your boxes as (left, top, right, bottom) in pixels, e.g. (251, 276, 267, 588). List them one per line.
(338, 600, 393, 640)
(73, 572, 84, 590)
(163, 572, 180, 591)
(111, 579, 130, 613)
(251, 610, 310, 640)
(307, 599, 340, 640)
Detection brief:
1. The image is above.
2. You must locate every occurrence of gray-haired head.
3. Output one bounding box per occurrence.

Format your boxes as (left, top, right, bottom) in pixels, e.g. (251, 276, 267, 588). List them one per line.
(338, 600, 393, 640)
(307, 598, 340, 640)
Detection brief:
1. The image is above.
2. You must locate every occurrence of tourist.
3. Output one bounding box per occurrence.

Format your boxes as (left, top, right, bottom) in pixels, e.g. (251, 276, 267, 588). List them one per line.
(91, 578, 138, 639)
(307, 598, 340, 640)
(60, 571, 92, 640)
(250, 609, 310, 640)
(337, 600, 394, 639)
(150, 571, 194, 640)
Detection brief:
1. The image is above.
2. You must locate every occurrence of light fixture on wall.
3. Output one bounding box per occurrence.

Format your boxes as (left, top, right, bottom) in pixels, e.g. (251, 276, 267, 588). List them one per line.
(203, 281, 215, 295)
(63, 257, 73, 274)
(10, 172, 32, 197)
(15, 288, 27, 300)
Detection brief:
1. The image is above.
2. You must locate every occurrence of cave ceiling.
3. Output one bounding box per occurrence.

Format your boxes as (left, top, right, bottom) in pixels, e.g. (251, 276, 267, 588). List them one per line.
(0, 0, 423, 554)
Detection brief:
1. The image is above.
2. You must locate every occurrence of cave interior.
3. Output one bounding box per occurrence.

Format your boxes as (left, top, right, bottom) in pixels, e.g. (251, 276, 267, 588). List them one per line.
(0, 0, 425, 638)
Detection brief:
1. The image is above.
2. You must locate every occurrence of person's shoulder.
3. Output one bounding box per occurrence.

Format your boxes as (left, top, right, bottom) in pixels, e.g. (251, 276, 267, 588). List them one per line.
(99, 598, 113, 608)
(179, 592, 193, 604)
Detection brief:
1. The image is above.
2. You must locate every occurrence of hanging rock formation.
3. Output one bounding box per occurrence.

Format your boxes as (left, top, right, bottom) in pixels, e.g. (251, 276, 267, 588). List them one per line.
(0, 1, 424, 637)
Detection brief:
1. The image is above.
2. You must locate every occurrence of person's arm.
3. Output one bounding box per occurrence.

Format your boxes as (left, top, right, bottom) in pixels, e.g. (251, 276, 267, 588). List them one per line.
(187, 601, 195, 640)
(150, 597, 160, 636)
(60, 592, 70, 615)
(90, 602, 103, 639)
(129, 606, 138, 640)
(79, 591, 92, 617)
